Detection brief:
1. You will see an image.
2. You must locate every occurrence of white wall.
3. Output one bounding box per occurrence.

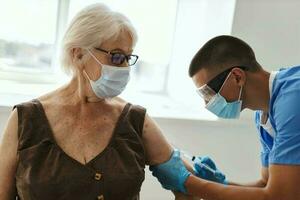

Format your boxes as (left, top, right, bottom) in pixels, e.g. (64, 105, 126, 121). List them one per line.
(232, 0, 300, 70)
(0, 108, 10, 135)
(167, 0, 236, 109)
(0, 108, 261, 199)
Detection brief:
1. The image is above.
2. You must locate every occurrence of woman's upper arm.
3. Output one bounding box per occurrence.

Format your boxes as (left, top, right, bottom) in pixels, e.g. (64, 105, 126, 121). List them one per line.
(0, 109, 19, 199)
(142, 113, 173, 165)
(142, 114, 201, 200)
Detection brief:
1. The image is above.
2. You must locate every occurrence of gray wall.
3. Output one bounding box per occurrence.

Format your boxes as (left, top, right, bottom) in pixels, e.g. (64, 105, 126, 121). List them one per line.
(232, 0, 300, 70)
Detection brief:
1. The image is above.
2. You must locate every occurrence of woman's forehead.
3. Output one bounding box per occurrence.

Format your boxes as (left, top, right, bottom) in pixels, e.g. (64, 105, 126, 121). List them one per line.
(100, 31, 133, 53)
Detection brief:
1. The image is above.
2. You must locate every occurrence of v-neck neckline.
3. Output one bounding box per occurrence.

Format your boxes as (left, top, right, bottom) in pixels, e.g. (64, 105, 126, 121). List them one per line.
(33, 99, 130, 167)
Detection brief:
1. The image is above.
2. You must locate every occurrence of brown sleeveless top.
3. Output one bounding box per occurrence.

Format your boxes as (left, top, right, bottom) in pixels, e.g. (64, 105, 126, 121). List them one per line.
(14, 99, 146, 200)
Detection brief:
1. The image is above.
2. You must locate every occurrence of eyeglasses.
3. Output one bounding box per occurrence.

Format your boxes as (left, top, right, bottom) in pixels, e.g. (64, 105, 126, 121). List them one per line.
(196, 66, 247, 102)
(94, 47, 139, 66)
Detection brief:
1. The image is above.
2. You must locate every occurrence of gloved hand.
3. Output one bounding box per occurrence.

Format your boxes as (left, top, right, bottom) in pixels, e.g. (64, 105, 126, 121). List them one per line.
(149, 150, 191, 194)
(193, 156, 227, 184)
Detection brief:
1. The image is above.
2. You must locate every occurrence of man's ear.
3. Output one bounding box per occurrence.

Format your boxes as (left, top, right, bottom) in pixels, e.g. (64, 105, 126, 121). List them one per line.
(232, 68, 246, 86)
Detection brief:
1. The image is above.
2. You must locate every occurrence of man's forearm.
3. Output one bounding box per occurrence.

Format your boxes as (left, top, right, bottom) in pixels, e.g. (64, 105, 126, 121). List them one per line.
(227, 179, 267, 187)
(174, 158, 200, 200)
(185, 175, 268, 200)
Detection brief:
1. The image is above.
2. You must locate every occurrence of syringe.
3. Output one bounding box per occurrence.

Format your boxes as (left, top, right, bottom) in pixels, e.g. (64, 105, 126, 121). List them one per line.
(180, 150, 217, 174)
(179, 149, 226, 183)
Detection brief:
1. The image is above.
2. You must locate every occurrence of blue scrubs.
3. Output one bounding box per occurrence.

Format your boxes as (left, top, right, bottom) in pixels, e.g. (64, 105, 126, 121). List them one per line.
(255, 66, 300, 167)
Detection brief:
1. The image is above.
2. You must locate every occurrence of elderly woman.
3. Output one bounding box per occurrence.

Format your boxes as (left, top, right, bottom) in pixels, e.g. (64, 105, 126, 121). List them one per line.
(0, 3, 202, 200)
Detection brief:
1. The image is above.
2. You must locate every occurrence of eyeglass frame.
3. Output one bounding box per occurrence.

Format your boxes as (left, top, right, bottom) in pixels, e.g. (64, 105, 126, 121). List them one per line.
(94, 47, 139, 66)
(206, 66, 248, 93)
(196, 66, 248, 102)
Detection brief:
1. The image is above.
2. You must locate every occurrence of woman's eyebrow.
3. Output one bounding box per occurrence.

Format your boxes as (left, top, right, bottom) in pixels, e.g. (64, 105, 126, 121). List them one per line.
(110, 48, 133, 54)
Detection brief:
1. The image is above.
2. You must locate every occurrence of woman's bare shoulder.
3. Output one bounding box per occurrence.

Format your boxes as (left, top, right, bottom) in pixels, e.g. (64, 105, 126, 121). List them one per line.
(113, 96, 128, 104)
(0, 108, 18, 199)
(111, 97, 129, 110)
(36, 86, 67, 106)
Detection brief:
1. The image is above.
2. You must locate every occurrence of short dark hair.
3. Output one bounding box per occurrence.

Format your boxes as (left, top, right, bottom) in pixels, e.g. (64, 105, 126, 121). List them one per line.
(189, 35, 261, 77)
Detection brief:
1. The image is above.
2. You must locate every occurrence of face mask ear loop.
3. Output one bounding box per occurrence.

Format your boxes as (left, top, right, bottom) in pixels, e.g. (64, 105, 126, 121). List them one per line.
(87, 49, 104, 67)
(86, 49, 106, 79)
(219, 71, 232, 93)
(238, 85, 243, 101)
(83, 70, 92, 81)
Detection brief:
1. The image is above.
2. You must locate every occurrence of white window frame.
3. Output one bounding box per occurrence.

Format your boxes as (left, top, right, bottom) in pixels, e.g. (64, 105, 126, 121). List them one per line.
(0, 0, 70, 84)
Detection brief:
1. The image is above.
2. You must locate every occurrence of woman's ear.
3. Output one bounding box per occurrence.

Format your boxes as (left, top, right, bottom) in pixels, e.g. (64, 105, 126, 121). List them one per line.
(72, 48, 90, 72)
(72, 48, 82, 61)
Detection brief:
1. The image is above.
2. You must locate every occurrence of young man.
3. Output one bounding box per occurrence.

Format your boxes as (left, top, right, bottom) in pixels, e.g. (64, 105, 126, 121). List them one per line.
(150, 35, 300, 200)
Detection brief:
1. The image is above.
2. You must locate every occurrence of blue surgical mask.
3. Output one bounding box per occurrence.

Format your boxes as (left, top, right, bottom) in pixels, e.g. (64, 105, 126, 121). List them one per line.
(205, 72, 243, 119)
(85, 50, 130, 98)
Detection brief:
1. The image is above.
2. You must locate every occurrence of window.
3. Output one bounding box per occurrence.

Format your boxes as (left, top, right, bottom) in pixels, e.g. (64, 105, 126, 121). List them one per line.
(68, 0, 178, 93)
(0, 0, 237, 120)
(0, 0, 58, 82)
(0, 0, 177, 91)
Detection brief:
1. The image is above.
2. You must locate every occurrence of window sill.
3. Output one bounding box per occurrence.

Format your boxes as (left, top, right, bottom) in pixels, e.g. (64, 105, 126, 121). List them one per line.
(0, 80, 218, 121)
(0, 79, 59, 111)
(0, 80, 255, 122)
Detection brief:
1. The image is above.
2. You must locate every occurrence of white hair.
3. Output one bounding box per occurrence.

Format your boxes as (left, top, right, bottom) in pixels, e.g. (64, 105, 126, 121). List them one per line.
(60, 3, 138, 75)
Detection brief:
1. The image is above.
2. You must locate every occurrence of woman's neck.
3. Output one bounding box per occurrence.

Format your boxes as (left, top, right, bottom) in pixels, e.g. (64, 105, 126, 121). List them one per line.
(60, 73, 106, 105)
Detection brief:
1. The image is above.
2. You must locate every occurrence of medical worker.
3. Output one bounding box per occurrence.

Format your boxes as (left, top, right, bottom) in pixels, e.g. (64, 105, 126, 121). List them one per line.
(150, 35, 300, 200)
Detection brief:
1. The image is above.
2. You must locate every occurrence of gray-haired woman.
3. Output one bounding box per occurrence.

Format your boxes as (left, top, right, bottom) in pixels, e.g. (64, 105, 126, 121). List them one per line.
(0, 3, 198, 200)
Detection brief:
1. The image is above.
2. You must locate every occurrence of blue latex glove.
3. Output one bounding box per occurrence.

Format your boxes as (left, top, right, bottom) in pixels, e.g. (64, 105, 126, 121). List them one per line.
(194, 156, 227, 184)
(149, 150, 191, 194)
